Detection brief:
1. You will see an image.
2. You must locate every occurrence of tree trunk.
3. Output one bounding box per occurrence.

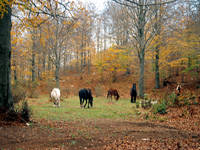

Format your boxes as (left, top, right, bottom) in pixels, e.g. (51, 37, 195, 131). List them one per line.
(88, 56, 90, 75)
(76, 47, 79, 74)
(154, 1, 160, 89)
(38, 56, 42, 80)
(55, 22, 59, 88)
(31, 28, 36, 83)
(138, 52, 145, 97)
(81, 48, 83, 73)
(13, 60, 18, 83)
(32, 51, 36, 82)
(155, 48, 160, 88)
(0, 4, 13, 109)
(42, 50, 46, 77)
(137, 4, 146, 97)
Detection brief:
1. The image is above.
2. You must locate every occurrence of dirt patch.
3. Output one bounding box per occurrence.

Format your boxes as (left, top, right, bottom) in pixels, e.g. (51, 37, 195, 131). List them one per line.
(0, 118, 200, 149)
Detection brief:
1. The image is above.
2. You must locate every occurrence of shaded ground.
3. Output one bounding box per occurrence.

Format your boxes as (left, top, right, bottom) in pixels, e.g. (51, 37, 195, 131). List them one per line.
(0, 114, 200, 149)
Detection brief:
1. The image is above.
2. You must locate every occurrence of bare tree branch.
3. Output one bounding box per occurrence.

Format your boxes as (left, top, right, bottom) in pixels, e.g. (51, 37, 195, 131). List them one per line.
(113, 0, 178, 7)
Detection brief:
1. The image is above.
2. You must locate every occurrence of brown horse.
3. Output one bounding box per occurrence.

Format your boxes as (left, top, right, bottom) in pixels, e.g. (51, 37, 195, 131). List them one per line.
(107, 88, 120, 101)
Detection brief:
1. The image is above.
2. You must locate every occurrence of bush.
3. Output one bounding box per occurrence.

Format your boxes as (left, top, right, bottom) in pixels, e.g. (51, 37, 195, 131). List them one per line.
(0, 100, 32, 123)
(152, 103, 167, 115)
(95, 84, 103, 97)
(12, 85, 27, 104)
(20, 100, 32, 122)
(28, 88, 39, 98)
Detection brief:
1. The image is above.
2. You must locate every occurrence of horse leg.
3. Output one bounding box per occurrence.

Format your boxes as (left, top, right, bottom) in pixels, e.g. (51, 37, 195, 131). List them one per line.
(131, 95, 133, 103)
(134, 96, 136, 103)
(80, 97, 83, 108)
(84, 99, 87, 108)
(57, 98, 60, 107)
(107, 91, 110, 98)
(88, 100, 90, 108)
(53, 98, 57, 107)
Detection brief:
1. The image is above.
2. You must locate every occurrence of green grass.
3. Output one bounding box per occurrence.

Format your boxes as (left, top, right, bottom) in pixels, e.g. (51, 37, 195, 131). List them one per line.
(28, 96, 143, 121)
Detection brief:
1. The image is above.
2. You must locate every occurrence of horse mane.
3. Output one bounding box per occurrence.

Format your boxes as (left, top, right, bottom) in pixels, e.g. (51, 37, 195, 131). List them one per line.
(87, 88, 90, 94)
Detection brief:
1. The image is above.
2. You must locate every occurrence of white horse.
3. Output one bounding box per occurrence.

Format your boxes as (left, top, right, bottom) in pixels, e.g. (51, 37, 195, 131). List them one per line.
(50, 88, 60, 107)
(176, 84, 181, 96)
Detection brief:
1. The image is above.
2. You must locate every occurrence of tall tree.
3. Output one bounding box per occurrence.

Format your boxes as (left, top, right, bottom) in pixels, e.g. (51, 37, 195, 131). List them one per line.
(113, 0, 176, 97)
(0, 1, 13, 109)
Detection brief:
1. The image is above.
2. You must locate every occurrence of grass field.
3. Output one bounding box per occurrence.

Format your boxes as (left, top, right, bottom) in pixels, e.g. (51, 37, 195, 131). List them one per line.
(27, 96, 143, 122)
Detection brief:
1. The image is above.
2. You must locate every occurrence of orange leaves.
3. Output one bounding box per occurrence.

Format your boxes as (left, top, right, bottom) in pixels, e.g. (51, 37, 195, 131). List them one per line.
(94, 47, 131, 75)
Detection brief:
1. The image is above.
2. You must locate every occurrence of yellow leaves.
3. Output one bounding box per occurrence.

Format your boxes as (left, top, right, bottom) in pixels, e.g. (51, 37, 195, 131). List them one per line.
(0, 0, 13, 19)
(94, 47, 131, 75)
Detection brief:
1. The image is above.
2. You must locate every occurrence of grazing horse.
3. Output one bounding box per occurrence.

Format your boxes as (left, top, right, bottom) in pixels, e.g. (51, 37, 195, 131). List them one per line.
(50, 88, 60, 107)
(176, 84, 181, 96)
(130, 83, 137, 103)
(79, 88, 93, 108)
(107, 88, 120, 101)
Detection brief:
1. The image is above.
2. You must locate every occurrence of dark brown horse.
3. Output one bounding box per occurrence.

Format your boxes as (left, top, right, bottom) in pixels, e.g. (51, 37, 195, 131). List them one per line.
(107, 88, 120, 101)
(130, 83, 137, 103)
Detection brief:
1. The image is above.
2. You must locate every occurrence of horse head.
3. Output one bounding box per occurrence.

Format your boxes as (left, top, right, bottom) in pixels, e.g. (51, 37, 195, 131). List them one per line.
(132, 83, 136, 89)
(89, 96, 93, 107)
(116, 94, 120, 101)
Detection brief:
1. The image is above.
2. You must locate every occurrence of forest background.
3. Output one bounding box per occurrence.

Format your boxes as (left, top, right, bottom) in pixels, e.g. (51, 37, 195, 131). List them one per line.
(0, 0, 200, 149)
(1, 0, 199, 103)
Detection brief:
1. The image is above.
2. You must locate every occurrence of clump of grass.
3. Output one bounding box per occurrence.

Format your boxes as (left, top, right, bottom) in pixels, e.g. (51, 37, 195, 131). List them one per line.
(70, 140, 76, 146)
(95, 83, 103, 97)
(20, 100, 32, 122)
(143, 112, 149, 120)
(136, 101, 139, 108)
(159, 116, 168, 122)
(86, 80, 91, 83)
(28, 88, 39, 98)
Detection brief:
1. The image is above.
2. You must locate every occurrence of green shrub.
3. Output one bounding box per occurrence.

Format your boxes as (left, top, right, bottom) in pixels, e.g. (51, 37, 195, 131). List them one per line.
(159, 116, 168, 122)
(144, 112, 149, 120)
(153, 103, 167, 115)
(136, 101, 139, 108)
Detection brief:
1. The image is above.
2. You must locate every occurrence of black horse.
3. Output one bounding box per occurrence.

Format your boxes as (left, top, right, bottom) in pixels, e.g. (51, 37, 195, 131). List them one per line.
(79, 88, 93, 108)
(130, 83, 137, 103)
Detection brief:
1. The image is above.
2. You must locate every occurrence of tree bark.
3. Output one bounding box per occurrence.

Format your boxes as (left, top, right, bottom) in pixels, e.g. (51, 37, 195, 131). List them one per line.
(137, 3, 146, 97)
(155, 0, 160, 89)
(31, 28, 36, 83)
(0, 4, 13, 109)
(138, 51, 145, 97)
(55, 22, 60, 88)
